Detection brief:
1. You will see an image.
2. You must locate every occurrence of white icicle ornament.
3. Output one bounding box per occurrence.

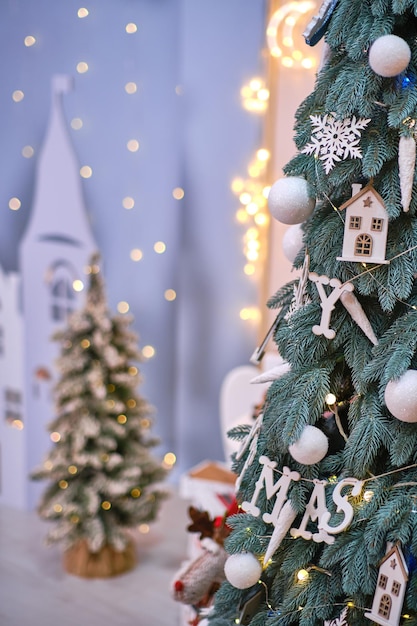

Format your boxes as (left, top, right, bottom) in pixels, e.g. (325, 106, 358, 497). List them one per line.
(399, 135, 416, 212)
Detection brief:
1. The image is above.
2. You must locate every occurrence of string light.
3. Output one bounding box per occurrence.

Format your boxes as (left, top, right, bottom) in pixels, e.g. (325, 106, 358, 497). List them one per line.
(142, 345, 155, 359)
(163, 452, 176, 468)
(12, 90, 24, 102)
(297, 568, 310, 582)
(117, 301, 129, 313)
(240, 77, 270, 113)
(8, 197, 21, 211)
(130, 248, 143, 261)
(266, 1, 317, 69)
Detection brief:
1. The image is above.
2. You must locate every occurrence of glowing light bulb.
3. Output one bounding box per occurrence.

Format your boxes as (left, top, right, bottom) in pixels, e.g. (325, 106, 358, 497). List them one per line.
(363, 490, 374, 502)
(154, 241, 166, 254)
(130, 248, 143, 261)
(76, 61, 89, 74)
(72, 279, 84, 292)
(50, 431, 61, 442)
(126, 22, 137, 34)
(123, 196, 135, 209)
(71, 118, 83, 130)
(164, 289, 177, 301)
(24, 35, 36, 47)
(9, 197, 21, 211)
(12, 90, 24, 102)
(325, 393, 337, 406)
(142, 345, 155, 359)
(80, 165, 92, 178)
(172, 187, 185, 200)
(117, 301, 130, 314)
(78, 8, 89, 18)
(297, 569, 309, 582)
(127, 139, 140, 152)
(22, 145, 34, 158)
(125, 82, 137, 94)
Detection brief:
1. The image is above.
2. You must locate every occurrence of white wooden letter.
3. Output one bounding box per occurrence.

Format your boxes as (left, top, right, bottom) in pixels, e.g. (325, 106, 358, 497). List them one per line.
(309, 272, 354, 339)
(290, 479, 334, 544)
(319, 478, 363, 535)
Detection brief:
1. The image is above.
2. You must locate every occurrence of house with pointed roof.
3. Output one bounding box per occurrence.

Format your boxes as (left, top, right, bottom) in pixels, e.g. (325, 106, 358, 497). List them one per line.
(0, 76, 97, 510)
(337, 182, 389, 265)
(365, 544, 409, 626)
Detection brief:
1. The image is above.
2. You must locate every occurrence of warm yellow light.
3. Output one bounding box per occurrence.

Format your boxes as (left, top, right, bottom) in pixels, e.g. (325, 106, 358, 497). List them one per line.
(263, 185, 271, 198)
(164, 452, 177, 466)
(270, 46, 282, 58)
(258, 88, 270, 101)
(283, 36, 294, 47)
(127, 139, 140, 152)
(50, 431, 61, 443)
(236, 209, 249, 223)
(80, 165, 92, 178)
(254, 213, 268, 226)
(81, 339, 90, 348)
(297, 569, 309, 582)
(68, 465, 78, 475)
(172, 187, 185, 200)
(123, 196, 135, 209)
(125, 81, 137, 94)
(325, 393, 337, 406)
(101, 453, 109, 462)
(285, 15, 296, 26)
(239, 192, 252, 205)
(292, 49, 303, 61)
(246, 250, 259, 262)
(130, 248, 143, 262)
(107, 383, 116, 392)
(301, 58, 315, 69)
(9, 197, 21, 211)
(53, 504, 63, 513)
(128, 366, 138, 376)
(282, 56, 294, 67)
(24, 35, 36, 47)
(76, 61, 89, 74)
(231, 178, 245, 193)
(127, 399, 137, 408)
(164, 289, 177, 301)
(12, 420, 24, 430)
(101, 501, 111, 510)
(139, 524, 150, 534)
(246, 203, 259, 216)
(126, 22, 137, 34)
(22, 145, 34, 158)
(117, 414, 127, 424)
(256, 148, 270, 162)
(71, 117, 83, 130)
(363, 490, 374, 502)
(142, 345, 155, 359)
(249, 78, 262, 91)
(246, 227, 259, 239)
(59, 480, 68, 489)
(240, 307, 261, 321)
(72, 279, 84, 292)
(70, 515, 80, 524)
(247, 240, 261, 251)
(131, 488, 141, 498)
(244, 264, 255, 276)
(44, 460, 53, 470)
(117, 301, 130, 314)
(154, 241, 166, 254)
(78, 8, 89, 18)
(12, 90, 24, 102)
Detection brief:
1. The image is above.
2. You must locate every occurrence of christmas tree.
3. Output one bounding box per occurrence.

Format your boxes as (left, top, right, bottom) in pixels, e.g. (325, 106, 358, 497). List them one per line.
(208, 3, 417, 626)
(32, 253, 168, 577)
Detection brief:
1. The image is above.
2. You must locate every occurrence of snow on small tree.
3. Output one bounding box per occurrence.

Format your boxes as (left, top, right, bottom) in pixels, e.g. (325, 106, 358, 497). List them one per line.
(32, 253, 168, 576)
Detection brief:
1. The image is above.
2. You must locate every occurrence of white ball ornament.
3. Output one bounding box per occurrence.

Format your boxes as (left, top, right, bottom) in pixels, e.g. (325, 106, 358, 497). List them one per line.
(268, 176, 315, 225)
(384, 370, 417, 423)
(224, 552, 262, 589)
(368, 35, 411, 77)
(288, 425, 329, 465)
(282, 223, 304, 263)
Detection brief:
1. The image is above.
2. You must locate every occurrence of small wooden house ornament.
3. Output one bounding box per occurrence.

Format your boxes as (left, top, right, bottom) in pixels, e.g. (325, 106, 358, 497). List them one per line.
(365, 543, 409, 626)
(337, 183, 389, 264)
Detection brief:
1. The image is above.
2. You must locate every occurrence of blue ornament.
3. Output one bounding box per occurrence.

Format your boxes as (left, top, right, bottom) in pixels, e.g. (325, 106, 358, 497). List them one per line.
(404, 544, 417, 574)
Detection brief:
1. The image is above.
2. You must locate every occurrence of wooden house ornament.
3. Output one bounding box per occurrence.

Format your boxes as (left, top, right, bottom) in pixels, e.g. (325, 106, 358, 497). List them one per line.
(365, 544, 408, 626)
(337, 183, 389, 264)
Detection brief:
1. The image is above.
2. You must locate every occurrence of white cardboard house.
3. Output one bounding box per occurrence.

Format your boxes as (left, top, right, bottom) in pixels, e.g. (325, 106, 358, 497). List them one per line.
(337, 183, 389, 265)
(0, 75, 97, 510)
(365, 544, 408, 626)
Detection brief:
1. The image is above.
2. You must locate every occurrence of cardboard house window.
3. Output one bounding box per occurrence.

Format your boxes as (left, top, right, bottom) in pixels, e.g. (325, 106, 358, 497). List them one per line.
(4, 388, 22, 424)
(371, 218, 384, 232)
(378, 594, 391, 619)
(391, 580, 401, 597)
(349, 216, 362, 230)
(378, 574, 388, 590)
(355, 233, 373, 256)
(50, 271, 75, 322)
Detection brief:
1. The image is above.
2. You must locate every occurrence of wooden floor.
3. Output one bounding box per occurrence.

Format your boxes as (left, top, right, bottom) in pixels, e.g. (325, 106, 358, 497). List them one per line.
(0, 485, 190, 626)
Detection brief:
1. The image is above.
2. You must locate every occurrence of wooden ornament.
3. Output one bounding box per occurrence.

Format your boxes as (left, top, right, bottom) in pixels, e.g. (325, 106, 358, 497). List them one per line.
(63, 537, 136, 578)
(337, 183, 389, 265)
(365, 544, 408, 626)
(399, 135, 416, 213)
(309, 273, 354, 339)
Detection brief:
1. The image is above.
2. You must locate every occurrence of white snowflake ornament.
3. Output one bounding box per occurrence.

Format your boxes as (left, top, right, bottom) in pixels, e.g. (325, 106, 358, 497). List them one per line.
(302, 113, 371, 174)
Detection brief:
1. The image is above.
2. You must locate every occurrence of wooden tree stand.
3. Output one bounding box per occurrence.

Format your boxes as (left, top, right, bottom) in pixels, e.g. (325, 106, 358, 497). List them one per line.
(63, 538, 136, 578)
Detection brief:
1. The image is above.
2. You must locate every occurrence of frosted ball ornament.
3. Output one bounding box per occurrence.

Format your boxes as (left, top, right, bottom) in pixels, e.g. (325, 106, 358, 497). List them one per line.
(368, 35, 411, 77)
(288, 425, 329, 465)
(282, 223, 304, 263)
(384, 370, 417, 423)
(224, 552, 262, 589)
(268, 176, 316, 225)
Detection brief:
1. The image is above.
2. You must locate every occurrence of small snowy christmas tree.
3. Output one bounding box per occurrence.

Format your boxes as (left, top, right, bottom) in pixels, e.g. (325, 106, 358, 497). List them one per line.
(32, 253, 168, 577)
(207, 3, 417, 626)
